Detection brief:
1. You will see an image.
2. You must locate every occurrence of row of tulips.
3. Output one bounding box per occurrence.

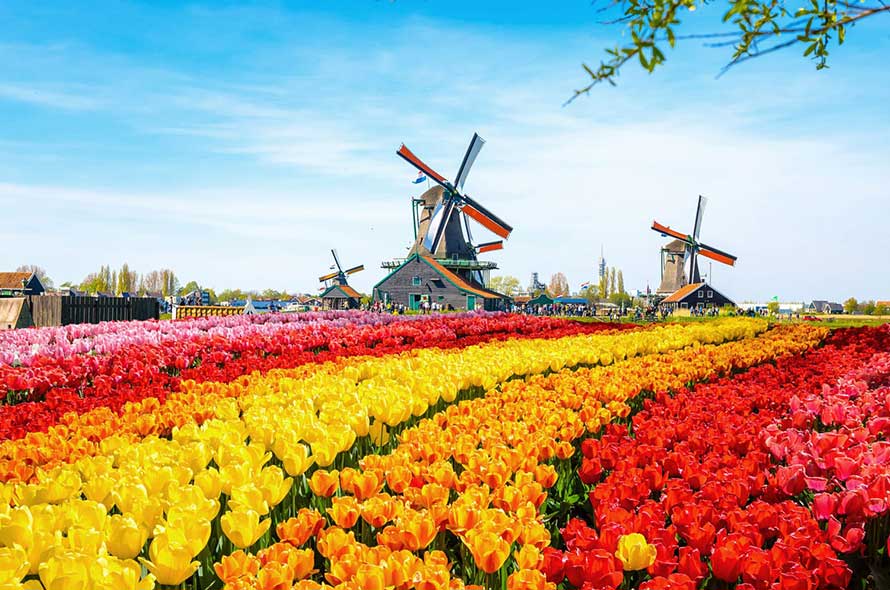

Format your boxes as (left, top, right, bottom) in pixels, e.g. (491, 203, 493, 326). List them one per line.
(0, 319, 662, 484)
(0, 319, 772, 590)
(549, 324, 890, 590)
(0, 311, 399, 367)
(210, 322, 825, 590)
(0, 313, 629, 440)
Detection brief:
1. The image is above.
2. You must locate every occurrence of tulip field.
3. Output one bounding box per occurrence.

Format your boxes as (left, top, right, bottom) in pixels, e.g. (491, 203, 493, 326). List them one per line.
(1, 313, 889, 590)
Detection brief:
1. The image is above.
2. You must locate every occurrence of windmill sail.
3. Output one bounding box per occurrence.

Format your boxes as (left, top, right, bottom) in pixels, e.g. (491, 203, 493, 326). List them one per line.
(454, 133, 485, 191)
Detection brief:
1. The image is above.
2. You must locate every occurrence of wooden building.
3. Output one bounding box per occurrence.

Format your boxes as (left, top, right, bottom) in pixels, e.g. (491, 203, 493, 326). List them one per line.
(661, 282, 735, 311)
(320, 284, 362, 310)
(0, 272, 45, 297)
(374, 254, 506, 311)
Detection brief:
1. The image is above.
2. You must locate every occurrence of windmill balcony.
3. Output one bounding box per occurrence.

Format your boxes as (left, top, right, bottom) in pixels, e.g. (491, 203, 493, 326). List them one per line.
(381, 258, 498, 271)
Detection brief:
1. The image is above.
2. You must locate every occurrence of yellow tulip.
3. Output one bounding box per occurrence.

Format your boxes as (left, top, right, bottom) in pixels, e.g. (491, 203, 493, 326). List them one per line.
(193, 467, 223, 500)
(38, 548, 91, 590)
(0, 545, 29, 583)
(229, 484, 270, 516)
(162, 511, 211, 556)
(0, 505, 33, 551)
(106, 515, 147, 560)
(615, 532, 657, 571)
(220, 509, 271, 549)
(138, 533, 200, 586)
(258, 466, 293, 508)
(88, 554, 156, 590)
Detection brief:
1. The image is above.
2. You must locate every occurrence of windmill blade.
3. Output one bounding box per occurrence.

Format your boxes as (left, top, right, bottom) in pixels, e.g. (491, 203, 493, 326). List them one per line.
(684, 244, 699, 284)
(460, 194, 512, 239)
(331, 249, 342, 272)
(397, 144, 451, 189)
(463, 211, 475, 246)
(454, 133, 485, 192)
(651, 221, 691, 243)
(475, 240, 504, 253)
(697, 243, 738, 266)
(423, 199, 457, 254)
(344, 265, 365, 275)
(319, 271, 339, 283)
(692, 195, 708, 241)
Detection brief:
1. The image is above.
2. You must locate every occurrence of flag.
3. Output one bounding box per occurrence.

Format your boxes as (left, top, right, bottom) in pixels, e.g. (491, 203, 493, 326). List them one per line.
(412, 171, 428, 184)
(580, 282, 590, 289)
(771, 295, 779, 301)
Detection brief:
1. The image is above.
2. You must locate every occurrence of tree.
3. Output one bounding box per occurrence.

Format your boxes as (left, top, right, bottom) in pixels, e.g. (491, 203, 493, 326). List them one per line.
(15, 264, 54, 289)
(161, 269, 179, 297)
(862, 300, 876, 315)
(598, 273, 608, 300)
(117, 263, 137, 295)
(567, 0, 889, 102)
(767, 301, 780, 315)
(489, 275, 521, 297)
(617, 270, 625, 296)
(875, 303, 889, 316)
(843, 297, 858, 314)
(548, 273, 569, 298)
(181, 281, 201, 295)
(609, 268, 617, 297)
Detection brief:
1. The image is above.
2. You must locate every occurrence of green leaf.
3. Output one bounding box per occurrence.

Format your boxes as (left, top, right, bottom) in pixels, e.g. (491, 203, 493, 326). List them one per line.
(838, 25, 846, 44)
(639, 50, 651, 69)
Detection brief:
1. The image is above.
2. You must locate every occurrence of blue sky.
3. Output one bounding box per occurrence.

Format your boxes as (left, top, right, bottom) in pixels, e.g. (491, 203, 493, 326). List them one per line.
(1, 1, 888, 301)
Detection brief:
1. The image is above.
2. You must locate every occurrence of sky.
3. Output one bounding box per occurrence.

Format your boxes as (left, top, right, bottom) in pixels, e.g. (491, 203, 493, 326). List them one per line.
(1, 1, 888, 302)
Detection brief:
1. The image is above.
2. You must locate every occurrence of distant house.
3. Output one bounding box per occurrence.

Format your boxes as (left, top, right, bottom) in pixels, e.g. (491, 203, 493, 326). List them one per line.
(661, 282, 735, 310)
(321, 284, 362, 310)
(807, 300, 844, 314)
(0, 272, 45, 297)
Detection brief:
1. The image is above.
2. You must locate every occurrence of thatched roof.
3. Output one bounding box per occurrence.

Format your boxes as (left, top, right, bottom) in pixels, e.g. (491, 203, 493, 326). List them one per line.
(0, 272, 32, 290)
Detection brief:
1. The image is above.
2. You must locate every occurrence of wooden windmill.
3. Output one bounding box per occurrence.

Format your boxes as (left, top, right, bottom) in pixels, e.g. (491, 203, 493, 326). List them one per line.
(651, 195, 737, 294)
(318, 249, 364, 288)
(374, 134, 514, 312)
(397, 133, 512, 262)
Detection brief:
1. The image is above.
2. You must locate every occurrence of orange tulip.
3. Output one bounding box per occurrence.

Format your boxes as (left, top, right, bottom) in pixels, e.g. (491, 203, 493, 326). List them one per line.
(256, 561, 293, 590)
(447, 501, 480, 534)
(327, 496, 361, 529)
(464, 530, 511, 574)
(350, 470, 384, 501)
(515, 544, 542, 570)
(507, 568, 551, 590)
(214, 550, 261, 584)
(352, 563, 387, 590)
(398, 509, 438, 551)
(384, 464, 413, 494)
(316, 527, 356, 560)
(276, 508, 325, 547)
(533, 464, 558, 489)
(361, 494, 401, 529)
(308, 470, 339, 497)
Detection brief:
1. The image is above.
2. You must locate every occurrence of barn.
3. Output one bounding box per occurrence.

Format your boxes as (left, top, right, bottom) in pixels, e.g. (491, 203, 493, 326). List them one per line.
(373, 254, 506, 311)
(660, 282, 735, 311)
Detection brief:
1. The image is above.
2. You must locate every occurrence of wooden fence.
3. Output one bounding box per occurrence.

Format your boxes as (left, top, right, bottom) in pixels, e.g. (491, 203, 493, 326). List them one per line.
(27, 295, 160, 327)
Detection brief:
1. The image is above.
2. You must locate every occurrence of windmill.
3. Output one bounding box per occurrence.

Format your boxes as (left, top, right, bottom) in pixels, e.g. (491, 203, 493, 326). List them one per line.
(397, 133, 512, 262)
(651, 195, 737, 292)
(318, 249, 364, 288)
